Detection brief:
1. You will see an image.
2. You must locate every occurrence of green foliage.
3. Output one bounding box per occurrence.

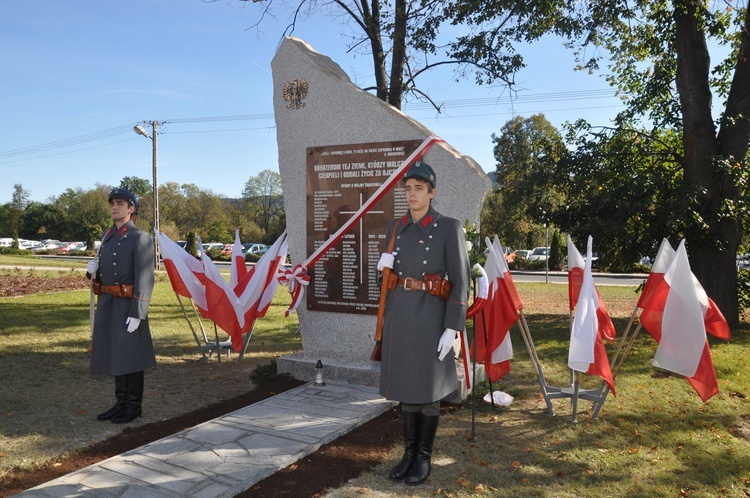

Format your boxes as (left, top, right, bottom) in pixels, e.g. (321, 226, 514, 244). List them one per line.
(549, 229, 564, 270)
(185, 231, 198, 257)
(248, 358, 289, 385)
(552, 124, 685, 272)
(738, 269, 750, 320)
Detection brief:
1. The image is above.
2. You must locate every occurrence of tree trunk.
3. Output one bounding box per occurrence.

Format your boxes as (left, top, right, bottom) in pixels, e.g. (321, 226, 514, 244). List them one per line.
(387, 0, 407, 108)
(674, 1, 745, 326)
(359, 0, 388, 102)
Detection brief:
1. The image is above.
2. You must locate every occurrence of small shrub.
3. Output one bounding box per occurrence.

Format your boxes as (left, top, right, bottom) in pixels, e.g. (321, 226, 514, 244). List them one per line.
(249, 358, 289, 384)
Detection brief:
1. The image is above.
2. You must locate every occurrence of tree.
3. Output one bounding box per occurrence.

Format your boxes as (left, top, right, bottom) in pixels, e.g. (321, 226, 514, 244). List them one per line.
(119, 176, 152, 199)
(490, 114, 566, 249)
(564, 2, 750, 324)
(227, 0, 526, 109)
(242, 170, 284, 242)
(9, 184, 30, 248)
(553, 124, 685, 272)
(442, 1, 750, 324)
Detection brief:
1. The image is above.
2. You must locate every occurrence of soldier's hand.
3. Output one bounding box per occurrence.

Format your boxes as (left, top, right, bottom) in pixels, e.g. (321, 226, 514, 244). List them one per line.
(377, 252, 396, 271)
(126, 317, 141, 333)
(86, 260, 98, 277)
(437, 328, 458, 361)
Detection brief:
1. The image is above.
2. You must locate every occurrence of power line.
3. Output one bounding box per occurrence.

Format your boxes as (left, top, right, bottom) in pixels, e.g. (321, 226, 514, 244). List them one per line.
(0, 89, 619, 161)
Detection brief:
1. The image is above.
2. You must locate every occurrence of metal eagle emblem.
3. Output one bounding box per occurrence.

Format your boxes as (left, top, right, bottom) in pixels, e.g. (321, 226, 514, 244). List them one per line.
(282, 78, 308, 110)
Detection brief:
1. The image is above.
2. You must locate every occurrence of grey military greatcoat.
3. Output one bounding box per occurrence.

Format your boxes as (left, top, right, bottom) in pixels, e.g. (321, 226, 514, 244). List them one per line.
(379, 206, 470, 404)
(90, 221, 156, 376)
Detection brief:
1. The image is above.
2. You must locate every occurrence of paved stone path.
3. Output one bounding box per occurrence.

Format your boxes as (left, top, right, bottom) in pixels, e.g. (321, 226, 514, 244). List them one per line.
(14, 381, 396, 498)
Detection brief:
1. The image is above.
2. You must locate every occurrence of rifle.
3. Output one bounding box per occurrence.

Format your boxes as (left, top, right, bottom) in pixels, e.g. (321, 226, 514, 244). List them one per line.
(371, 230, 397, 361)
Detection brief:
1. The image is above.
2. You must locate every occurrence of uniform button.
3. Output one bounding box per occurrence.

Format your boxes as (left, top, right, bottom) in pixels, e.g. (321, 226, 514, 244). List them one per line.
(397, 236, 400, 239)
(396, 247, 400, 251)
(425, 247, 430, 251)
(423, 260, 427, 264)
(396, 260, 401, 264)
(398, 271, 403, 276)
(434, 223, 438, 227)
(113, 253, 117, 256)
(113, 262, 117, 266)
(429, 235, 433, 239)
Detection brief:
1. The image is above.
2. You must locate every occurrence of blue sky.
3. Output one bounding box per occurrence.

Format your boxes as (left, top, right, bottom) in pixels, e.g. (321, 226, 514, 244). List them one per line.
(0, 0, 625, 204)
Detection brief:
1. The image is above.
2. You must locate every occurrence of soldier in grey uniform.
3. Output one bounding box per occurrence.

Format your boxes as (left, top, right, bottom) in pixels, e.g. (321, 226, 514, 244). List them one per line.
(377, 161, 470, 486)
(86, 188, 156, 424)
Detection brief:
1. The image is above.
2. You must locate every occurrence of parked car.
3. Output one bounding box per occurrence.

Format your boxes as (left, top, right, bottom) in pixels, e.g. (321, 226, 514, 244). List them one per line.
(242, 243, 267, 256)
(738, 254, 750, 271)
(483, 244, 514, 263)
(515, 249, 531, 260)
(58, 242, 85, 254)
(528, 247, 550, 262)
(219, 244, 234, 256)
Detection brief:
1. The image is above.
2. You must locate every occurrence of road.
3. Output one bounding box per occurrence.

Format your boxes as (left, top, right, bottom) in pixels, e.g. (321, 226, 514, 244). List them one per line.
(512, 270, 647, 287)
(41, 255, 647, 286)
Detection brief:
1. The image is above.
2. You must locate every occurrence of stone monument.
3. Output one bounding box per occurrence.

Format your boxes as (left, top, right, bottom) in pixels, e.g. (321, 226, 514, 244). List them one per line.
(272, 37, 492, 390)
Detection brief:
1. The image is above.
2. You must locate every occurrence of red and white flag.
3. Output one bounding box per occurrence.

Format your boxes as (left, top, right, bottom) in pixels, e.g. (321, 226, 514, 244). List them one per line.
(460, 263, 489, 390)
(568, 236, 615, 393)
(202, 251, 247, 351)
(567, 235, 616, 341)
(156, 230, 207, 312)
(472, 236, 522, 382)
(229, 229, 248, 290)
(640, 240, 730, 401)
(637, 238, 675, 309)
(236, 232, 289, 329)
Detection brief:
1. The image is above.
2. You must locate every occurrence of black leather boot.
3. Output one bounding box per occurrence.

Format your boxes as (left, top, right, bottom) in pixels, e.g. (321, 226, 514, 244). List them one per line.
(388, 410, 420, 480)
(405, 414, 439, 486)
(96, 375, 127, 421)
(112, 371, 143, 424)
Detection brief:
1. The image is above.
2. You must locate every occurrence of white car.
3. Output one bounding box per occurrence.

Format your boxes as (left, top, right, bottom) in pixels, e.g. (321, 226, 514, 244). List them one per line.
(515, 249, 531, 259)
(528, 247, 549, 262)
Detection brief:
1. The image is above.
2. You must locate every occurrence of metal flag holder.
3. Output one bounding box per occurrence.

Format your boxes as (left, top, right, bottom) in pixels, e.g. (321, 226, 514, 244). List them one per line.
(172, 292, 254, 364)
(513, 309, 614, 424)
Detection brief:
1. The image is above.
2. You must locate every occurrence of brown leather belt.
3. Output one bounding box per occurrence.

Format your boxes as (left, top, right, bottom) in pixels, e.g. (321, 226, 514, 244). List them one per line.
(386, 272, 452, 300)
(92, 280, 134, 299)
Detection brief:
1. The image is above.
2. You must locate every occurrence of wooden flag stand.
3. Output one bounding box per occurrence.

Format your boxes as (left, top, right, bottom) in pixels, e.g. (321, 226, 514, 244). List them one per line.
(173, 292, 254, 364)
(589, 305, 642, 419)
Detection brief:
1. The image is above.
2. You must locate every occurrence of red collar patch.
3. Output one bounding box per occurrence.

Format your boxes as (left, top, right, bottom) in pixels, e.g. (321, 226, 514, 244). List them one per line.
(401, 215, 409, 226)
(117, 225, 129, 237)
(419, 215, 433, 228)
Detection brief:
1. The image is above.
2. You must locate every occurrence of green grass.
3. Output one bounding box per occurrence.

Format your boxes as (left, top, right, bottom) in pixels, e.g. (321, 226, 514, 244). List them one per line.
(0, 254, 88, 269)
(334, 284, 750, 497)
(1, 257, 749, 497)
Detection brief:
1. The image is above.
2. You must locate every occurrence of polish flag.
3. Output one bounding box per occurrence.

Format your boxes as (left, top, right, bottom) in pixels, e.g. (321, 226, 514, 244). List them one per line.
(156, 231, 207, 313)
(461, 263, 489, 390)
(641, 240, 730, 401)
(567, 235, 616, 341)
(637, 239, 675, 309)
(201, 252, 247, 351)
(472, 236, 522, 382)
(229, 229, 248, 290)
(236, 232, 289, 332)
(568, 236, 615, 393)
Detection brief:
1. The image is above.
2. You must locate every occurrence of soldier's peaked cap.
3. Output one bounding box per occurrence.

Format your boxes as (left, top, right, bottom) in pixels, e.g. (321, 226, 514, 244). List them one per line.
(403, 160, 436, 187)
(108, 188, 139, 210)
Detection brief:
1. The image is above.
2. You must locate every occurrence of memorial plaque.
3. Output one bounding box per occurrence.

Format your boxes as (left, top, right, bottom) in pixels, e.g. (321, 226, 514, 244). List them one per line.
(306, 139, 422, 314)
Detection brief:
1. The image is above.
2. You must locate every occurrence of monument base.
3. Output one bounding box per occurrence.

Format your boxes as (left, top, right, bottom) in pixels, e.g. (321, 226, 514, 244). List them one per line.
(276, 352, 485, 403)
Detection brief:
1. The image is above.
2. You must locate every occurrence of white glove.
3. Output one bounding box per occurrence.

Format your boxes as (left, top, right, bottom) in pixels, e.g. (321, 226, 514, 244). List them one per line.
(377, 252, 396, 271)
(126, 317, 141, 333)
(437, 328, 459, 361)
(86, 260, 98, 276)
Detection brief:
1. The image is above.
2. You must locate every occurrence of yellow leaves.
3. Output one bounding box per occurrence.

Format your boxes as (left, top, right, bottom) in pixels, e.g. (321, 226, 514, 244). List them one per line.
(510, 460, 522, 469)
(457, 477, 471, 488)
(53, 462, 62, 468)
(474, 483, 485, 493)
